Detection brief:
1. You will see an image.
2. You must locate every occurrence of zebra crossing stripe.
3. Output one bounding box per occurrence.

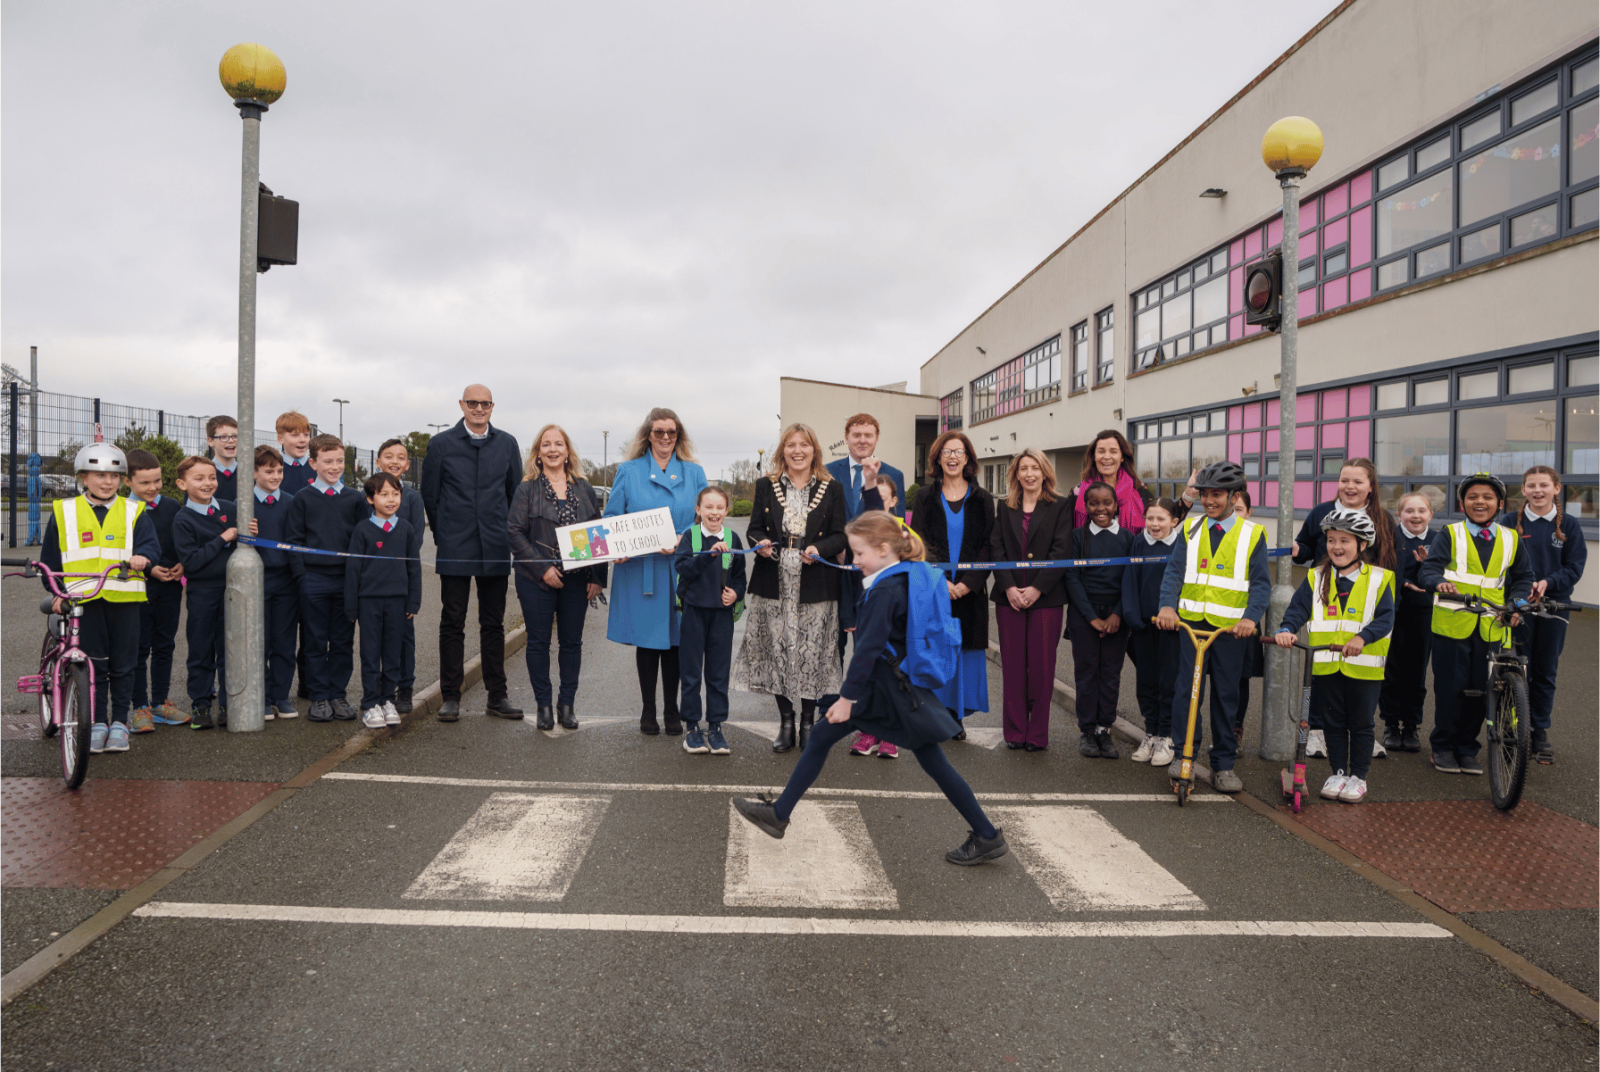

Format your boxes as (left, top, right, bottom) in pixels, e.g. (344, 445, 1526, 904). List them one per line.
(724, 801, 898, 910)
(130, 902, 1452, 940)
(404, 793, 611, 902)
(991, 806, 1205, 912)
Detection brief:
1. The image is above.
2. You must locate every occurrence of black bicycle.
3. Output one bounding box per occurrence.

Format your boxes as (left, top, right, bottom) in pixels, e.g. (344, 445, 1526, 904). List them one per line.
(1440, 593, 1580, 811)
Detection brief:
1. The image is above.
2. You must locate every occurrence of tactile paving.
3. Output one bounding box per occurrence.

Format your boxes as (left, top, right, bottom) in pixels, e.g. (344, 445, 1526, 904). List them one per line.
(2, 777, 278, 890)
(1288, 799, 1599, 913)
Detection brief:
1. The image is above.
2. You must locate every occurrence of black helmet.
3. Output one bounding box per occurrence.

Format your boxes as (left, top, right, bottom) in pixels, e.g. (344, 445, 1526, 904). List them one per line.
(1321, 505, 1377, 545)
(1456, 472, 1506, 504)
(1193, 460, 1247, 493)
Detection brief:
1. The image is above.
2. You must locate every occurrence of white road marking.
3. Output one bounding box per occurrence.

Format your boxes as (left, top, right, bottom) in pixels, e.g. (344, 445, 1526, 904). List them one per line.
(324, 772, 1230, 803)
(991, 806, 1206, 912)
(960, 728, 1006, 749)
(725, 801, 898, 910)
(532, 717, 627, 737)
(404, 793, 610, 902)
(722, 721, 778, 741)
(132, 902, 1451, 939)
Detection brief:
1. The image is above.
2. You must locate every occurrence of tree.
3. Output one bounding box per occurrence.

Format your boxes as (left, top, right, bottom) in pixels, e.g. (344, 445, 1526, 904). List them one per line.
(344, 445, 371, 483)
(401, 431, 431, 458)
(114, 425, 188, 499)
(45, 439, 86, 475)
(726, 457, 761, 499)
(583, 458, 618, 488)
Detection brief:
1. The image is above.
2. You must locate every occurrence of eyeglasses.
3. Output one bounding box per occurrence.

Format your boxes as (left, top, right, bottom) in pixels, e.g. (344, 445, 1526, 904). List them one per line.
(461, 400, 494, 409)
(211, 434, 239, 442)
(939, 449, 967, 459)
(650, 429, 679, 439)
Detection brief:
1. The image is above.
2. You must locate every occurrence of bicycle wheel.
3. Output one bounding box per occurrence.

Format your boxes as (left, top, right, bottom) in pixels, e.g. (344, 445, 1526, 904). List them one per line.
(1487, 669, 1530, 812)
(60, 663, 91, 790)
(38, 632, 58, 739)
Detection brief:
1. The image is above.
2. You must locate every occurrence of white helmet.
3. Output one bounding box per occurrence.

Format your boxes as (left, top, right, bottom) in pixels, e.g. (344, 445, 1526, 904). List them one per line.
(73, 443, 127, 475)
(1320, 504, 1376, 545)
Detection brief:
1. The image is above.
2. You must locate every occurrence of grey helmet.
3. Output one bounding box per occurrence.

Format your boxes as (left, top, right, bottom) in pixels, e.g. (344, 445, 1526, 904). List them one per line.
(1193, 460, 1247, 493)
(72, 442, 127, 475)
(1321, 504, 1377, 545)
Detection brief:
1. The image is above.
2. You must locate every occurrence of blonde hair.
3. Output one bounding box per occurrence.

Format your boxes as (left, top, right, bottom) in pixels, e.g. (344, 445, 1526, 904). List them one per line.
(523, 424, 584, 483)
(766, 423, 831, 485)
(1005, 448, 1059, 509)
(1396, 490, 1434, 515)
(845, 510, 925, 563)
(623, 407, 698, 463)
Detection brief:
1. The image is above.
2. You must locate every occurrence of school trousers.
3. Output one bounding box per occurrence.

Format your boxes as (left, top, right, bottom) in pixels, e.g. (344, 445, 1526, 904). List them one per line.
(1378, 602, 1431, 731)
(184, 583, 227, 706)
(300, 571, 354, 702)
(358, 596, 406, 710)
(440, 575, 508, 702)
(1318, 674, 1382, 779)
(1126, 626, 1179, 738)
(995, 603, 1063, 748)
(1515, 613, 1569, 732)
(1170, 622, 1248, 772)
(1429, 634, 1491, 760)
(678, 603, 734, 726)
(1064, 607, 1128, 734)
(79, 599, 140, 725)
(133, 579, 182, 709)
(515, 574, 589, 707)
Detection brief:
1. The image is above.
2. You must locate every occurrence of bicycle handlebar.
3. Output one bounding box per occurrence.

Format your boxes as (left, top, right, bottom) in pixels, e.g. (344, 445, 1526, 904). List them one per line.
(1437, 591, 1580, 621)
(2, 560, 136, 602)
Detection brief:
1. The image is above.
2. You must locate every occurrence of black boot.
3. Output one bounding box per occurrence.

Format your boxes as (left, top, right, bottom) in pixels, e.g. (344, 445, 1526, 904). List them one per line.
(640, 705, 660, 735)
(771, 715, 796, 753)
(798, 701, 816, 751)
(536, 705, 555, 730)
(663, 698, 683, 736)
(395, 688, 413, 715)
(557, 704, 578, 730)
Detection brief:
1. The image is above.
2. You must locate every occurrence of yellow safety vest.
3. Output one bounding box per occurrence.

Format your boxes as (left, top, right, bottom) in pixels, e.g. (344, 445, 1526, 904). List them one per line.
(53, 495, 146, 602)
(1306, 563, 1392, 680)
(1431, 521, 1518, 643)
(1178, 515, 1264, 627)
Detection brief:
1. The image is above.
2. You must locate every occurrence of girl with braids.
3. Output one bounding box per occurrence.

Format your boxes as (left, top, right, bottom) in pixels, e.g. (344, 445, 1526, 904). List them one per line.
(1502, 465, 1587, 765)
(1273, 507, 1396, 804)
(732, 511, 1009, 866)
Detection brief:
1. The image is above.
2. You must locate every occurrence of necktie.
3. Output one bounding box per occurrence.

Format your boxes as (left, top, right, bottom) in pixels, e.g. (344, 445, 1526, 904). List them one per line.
(1478, 529, 1493, 542)
(265, 496, 275, 505)
(325, 488, 336, 496)
(1212, 523, 1223, 537)
(383, 520, 392, 532)
(207, 506, 216, 517)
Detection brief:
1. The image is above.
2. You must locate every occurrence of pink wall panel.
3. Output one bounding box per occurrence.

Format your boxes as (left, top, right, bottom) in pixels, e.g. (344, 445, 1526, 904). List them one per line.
(1296, 425, 1315, 449)
(1299, 201, 1318, 231)
(1263, 480, 1277, 508)
(1348, 266, 1372, 302)
(1231, 238, 1245, 262)
(1322, 389, 1347, 420)
(1229, 405, 1244, 430)
(1294, 482, 1314, 509)
(1243, 321, 1263, 337)
(1324, 182, 1348, 218)
(1230, 266, 1244, 313)
(1320, 481, 1340, 501)
(1348, 387, 1370, 418)
(1243, 430, 1261, 453)
(1298, 289, 1317, 319)
(1231, 315, 1245, 340)
(1321, 422, 1346, 449)
(1301, 230, 1319, 257)
(1266, 429, 1280, 452)
(1349, 207, 1373, 265)
(1349, 170, 1372, 205)
(1228, 434, 1242, 462)
(1296, 395, 1316, 421)
(1268, 218, 1283, 247)
(1347, 419, 1370, 456)
(1324, 216, 1348, 247)
(1241, 402, 1259, 428)
(1244, 229, 1263, 259)
(1266, 399, 1281, 425)
(1323, 276, 1349, 310)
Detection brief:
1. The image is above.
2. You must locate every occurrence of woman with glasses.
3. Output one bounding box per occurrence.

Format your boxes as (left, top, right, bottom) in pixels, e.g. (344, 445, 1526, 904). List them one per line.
(604, 408, 707, 735)
(908, 431, 993, 735)
(732, 423, 848, 753)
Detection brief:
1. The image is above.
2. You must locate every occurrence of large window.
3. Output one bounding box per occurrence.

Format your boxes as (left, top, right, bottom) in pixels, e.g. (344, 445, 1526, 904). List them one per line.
(1070, 322, 1089, 392)
(1133, 246, 1232, 370)
(969, 336, 1060, 425)
(940, 388, 963, 432)
(1095, 308, 1115, 384)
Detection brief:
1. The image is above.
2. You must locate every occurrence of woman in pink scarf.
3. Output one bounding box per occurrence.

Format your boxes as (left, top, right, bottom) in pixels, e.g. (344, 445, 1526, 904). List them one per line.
(1065, 430, 1156, 533)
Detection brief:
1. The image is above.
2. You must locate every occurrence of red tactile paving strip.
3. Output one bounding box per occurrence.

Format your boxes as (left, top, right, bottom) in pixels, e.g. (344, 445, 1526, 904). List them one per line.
(2, 777, 278, 890)
(1288, 799, 1599, 913)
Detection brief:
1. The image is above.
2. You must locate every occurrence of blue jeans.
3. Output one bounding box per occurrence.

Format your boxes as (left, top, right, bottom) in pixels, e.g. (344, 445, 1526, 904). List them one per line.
(515, 575, 588, 706)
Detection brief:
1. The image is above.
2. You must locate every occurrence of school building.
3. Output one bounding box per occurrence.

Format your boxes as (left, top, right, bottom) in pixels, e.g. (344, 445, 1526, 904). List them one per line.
(783, 0, 1599, 602)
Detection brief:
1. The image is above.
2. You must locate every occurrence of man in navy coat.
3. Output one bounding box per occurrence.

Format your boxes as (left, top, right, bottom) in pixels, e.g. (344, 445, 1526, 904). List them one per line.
(826, 413, 906, 648)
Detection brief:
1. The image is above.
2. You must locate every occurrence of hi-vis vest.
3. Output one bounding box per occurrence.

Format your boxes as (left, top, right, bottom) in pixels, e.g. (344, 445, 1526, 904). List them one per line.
(53, 495, 146, 602)
(1432, 521, 1518, 643)
(1307, 563, 1393, 679)
(1178, 515, 1265, 627)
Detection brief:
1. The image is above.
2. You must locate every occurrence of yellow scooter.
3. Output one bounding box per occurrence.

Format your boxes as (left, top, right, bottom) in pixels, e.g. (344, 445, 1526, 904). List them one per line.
(1161, 618, 1230, 807)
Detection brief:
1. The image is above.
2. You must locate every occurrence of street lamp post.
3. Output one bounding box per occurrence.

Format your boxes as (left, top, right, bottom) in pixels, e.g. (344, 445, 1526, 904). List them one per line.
(1259, 116, 1324, 763)
(602, 431, 609, 482)
(333, 399, 351, 442)
(219, 43, 287, 733)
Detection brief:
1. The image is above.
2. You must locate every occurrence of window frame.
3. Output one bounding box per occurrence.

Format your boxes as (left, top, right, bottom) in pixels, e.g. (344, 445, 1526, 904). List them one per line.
(1069, 321, 1089, 394)
(1130, 246, 1232, 373)
(968, 336, 1061, 425)
(1094, 307, 1115, 384)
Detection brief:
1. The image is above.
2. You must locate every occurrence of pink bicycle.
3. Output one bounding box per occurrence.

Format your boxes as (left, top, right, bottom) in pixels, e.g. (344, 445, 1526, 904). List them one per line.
(4, 558, 133, 789)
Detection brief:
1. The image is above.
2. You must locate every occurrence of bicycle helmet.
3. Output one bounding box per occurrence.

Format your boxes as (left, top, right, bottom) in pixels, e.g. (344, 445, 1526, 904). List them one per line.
(72, 443, 127, 475)
(1193, 460, 1247, 493)
(1456, 472, 1506, 504)
(1320, 504, 1376, 545)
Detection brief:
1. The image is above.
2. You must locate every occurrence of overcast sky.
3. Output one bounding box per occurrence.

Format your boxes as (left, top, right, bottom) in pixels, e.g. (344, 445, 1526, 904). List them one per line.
(3, 0, 1337, 474)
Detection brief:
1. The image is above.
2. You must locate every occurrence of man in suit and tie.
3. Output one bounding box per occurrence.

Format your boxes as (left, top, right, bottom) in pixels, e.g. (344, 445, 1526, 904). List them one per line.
(826, 412, 906, 638)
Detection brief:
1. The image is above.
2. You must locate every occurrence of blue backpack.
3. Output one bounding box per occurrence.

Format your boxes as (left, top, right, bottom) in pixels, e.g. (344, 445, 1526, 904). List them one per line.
(873, 560, 961, 689)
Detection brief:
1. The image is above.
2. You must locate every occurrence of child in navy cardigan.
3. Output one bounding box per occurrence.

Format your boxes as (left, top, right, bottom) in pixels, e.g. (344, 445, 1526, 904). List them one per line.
(124, 449, 186, 730)
(674, 487, 748, 756)
(286, 434, 367, 722)
(1504, 466, 1588, 764)
(171, 456, 236, 730)
(375, 438, 426, 713)
(1121, 498, 1185, 767)
(345, 472, 422, 729)
(246, 445, 299, 721)
(1063, 481, 1136, 759)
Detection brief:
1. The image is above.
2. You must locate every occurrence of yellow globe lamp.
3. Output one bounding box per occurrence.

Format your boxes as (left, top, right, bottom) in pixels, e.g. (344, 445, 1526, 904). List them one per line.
(1261, 116, 1323, 176)
(219, 43, 286, 105)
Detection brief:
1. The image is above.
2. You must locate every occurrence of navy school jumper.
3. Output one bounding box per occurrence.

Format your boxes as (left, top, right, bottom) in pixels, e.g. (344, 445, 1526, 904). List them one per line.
(172, 499, 237, 706)
(1122, 533, 1181, 738)
(345, 516, 422, 710)
(1501, 507, 1587, 732)
(286, 484, 367, 701)
(252, 487, 299, 708)
(130, 494, 184, 709)
(1377, 524, 1436, 731)
(673, 526, 748, 727)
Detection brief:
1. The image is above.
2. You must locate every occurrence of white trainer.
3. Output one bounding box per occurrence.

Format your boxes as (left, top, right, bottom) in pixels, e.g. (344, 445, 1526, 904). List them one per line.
(383, 701, 401, 726)
(1320, 771, 1349, 799)
(1130, 734, 1155, 762)
(1149, 736, 1176, 766)
(361, 706, 387, 729)
(1372, 737, 1387, 758)
(1339, 776, 1368, 803)
(1305, 729, 1328, 758)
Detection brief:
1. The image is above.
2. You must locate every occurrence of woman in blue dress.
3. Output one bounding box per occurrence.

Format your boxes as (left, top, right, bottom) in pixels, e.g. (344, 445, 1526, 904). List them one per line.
(909, 431, 992, 735)
(604, 408, 707, 735)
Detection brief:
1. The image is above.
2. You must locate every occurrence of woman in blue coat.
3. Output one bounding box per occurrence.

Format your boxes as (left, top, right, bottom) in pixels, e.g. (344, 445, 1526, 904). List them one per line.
(605, 407, 707, 735)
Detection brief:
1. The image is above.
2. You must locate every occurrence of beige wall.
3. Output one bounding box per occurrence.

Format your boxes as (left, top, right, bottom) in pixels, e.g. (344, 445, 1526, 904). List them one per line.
(777, 378, 937, 486)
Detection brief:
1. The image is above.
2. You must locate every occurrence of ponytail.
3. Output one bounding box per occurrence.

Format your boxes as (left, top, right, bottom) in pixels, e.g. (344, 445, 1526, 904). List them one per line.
(1315, 555, 1335, 610)
(845, 510, 926, 563)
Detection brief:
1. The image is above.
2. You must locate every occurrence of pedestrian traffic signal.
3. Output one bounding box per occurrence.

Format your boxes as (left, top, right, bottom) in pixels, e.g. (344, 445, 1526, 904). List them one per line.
(258, 183, 298, 272)
(1243, 250, 1282, 331)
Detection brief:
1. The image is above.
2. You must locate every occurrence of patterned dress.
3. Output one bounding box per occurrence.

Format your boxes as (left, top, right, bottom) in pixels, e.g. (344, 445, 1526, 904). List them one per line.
(732, 475, 842, 700)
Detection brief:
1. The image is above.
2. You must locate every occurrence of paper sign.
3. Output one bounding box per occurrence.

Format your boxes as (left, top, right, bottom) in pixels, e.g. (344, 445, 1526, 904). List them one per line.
(555, 507, 677, 569)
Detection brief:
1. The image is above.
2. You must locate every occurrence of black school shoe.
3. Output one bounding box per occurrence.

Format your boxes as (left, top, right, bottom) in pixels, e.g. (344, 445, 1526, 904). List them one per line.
(486, 696, 524, 719)
(1382, 727, 1405, 752)
(1400, 728, 1423, 753)
(1079, 732, 1101, 758)
(732, 796, 788, 839)
(946, 828, 1008, 866)
(189, 703, 214, 731)
(1096, 728, 1120, 760)
(1532, 729, 1554, 765)
(394, 688, 413, 715)
(1457, 752, 1483, 775)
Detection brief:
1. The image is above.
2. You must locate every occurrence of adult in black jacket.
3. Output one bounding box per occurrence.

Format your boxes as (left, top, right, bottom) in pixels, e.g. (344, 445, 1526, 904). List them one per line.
(731, 423, 848, 752)
(1060, 430, 1157, 533)
(508, 424, 608, 730)
(987, 449, 1072, 750)
(912, 431, 992, 728)
(420, 385, 523, 721)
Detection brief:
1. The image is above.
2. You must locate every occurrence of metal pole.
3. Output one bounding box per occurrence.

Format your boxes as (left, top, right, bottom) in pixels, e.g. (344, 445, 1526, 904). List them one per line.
(9, 381, 18, 548)
(1261, 169, 1303, 763)
(29, 346, 38, 456)
(224, 99, 267, 733)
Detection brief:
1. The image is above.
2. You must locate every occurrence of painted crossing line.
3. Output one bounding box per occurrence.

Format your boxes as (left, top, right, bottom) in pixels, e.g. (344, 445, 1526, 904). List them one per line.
(130, 902, 1453, 940)
(724, 801, 897, 910)
(323, 772, 1231, 803)
(404, 793, 611, 902)
(992, 806, 1205, 912)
